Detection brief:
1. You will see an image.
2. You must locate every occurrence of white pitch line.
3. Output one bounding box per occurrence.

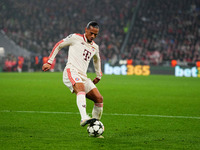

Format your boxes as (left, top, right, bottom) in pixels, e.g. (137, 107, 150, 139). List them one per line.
(1, 110, 200, 120)
(107, 113, 200, 119)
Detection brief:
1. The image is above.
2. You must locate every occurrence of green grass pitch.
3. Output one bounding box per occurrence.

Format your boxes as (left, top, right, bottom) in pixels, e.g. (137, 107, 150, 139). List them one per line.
(0, 72, 200, 150)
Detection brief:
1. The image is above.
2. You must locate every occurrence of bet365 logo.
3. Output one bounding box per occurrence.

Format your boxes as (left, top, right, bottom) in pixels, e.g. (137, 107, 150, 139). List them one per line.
(175, 66, 200, 77)
(104, 63, 150, 76)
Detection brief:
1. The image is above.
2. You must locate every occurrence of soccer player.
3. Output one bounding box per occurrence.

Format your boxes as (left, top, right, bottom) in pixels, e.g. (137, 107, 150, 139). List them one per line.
(42, 21, 103, 127)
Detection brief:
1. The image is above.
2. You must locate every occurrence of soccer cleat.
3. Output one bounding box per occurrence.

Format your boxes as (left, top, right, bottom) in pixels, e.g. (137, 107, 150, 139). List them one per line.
(88, 135, 104, 138)
(97, 135, 104, 138)
(80, 118, 97, 127)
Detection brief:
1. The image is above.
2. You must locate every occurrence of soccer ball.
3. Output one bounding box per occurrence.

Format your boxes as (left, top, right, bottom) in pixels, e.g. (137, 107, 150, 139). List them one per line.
(87, 120, 104, 137)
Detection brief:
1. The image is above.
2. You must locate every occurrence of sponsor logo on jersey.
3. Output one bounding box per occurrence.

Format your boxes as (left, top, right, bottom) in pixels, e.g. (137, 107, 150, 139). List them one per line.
(83, 49, 91, 61)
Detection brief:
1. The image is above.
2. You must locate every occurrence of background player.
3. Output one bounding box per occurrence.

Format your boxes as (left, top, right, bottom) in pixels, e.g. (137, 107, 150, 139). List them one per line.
(42, 21, 103, 127)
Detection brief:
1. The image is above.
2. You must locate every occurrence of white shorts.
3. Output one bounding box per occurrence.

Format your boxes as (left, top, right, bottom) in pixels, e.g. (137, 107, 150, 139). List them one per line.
(63, 67, 96, 93)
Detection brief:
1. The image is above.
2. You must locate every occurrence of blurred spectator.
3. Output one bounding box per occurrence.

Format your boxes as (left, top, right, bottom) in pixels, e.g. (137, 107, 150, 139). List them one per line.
(17, 56, 24, 72)
(3, 54, 17, 71)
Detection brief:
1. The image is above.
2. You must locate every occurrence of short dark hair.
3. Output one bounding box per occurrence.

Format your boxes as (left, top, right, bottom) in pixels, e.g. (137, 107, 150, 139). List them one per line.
(86, 21, 99, 29)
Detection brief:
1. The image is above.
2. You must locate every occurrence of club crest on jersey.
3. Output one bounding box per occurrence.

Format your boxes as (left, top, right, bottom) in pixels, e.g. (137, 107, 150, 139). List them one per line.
(75, 77, 80, 81)
(92, 47, 95, 51)
(81, 42, 85, 45)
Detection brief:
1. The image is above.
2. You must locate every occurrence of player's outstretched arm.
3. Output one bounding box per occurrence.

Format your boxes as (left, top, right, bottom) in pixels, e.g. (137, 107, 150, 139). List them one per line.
(42, 63, 51, 72)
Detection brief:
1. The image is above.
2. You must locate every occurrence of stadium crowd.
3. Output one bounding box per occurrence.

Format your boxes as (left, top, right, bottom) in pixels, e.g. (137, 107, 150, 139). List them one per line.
(125, 0, 200, 66)
(1, 0, 200, 72)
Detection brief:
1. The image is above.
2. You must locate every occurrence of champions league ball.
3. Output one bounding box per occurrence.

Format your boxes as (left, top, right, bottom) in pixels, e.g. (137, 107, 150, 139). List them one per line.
(87, 120, 104, 137)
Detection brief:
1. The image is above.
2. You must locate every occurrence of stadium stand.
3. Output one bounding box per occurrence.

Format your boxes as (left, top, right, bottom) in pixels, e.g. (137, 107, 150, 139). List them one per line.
(0, 31, 30, 57)
(125, 0, 200, 66)
(0, 0, 200, 71)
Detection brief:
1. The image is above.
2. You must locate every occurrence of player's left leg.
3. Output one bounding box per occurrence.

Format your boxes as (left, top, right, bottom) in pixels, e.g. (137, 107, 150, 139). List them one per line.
(63, 68, 95, 126)
(86, 88, 103, 120)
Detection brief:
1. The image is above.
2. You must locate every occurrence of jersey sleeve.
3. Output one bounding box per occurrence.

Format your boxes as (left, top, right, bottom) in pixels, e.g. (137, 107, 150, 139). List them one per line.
(93, 47, 103, 79)
(47, 34, 74, 64)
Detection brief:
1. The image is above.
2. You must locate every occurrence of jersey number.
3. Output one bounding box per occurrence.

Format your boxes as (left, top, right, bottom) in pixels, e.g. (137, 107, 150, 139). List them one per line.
(83, 49, 91, 61)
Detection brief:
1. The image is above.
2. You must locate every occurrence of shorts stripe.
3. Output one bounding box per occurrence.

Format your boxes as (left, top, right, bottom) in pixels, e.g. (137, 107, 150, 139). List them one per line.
(67, 68, 76, 85)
